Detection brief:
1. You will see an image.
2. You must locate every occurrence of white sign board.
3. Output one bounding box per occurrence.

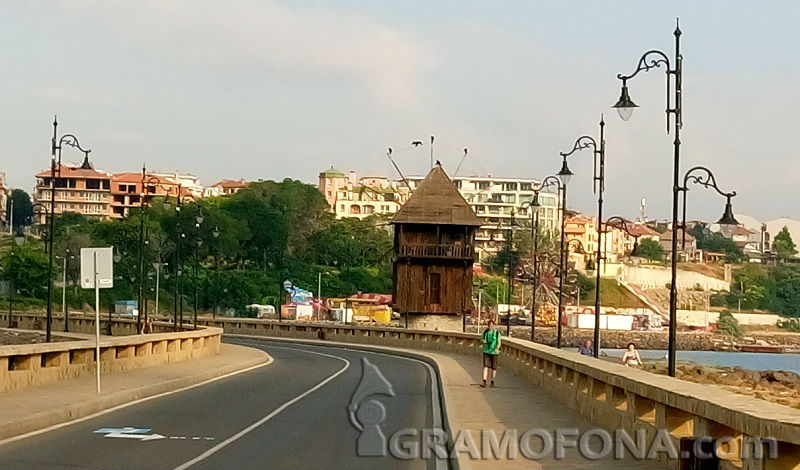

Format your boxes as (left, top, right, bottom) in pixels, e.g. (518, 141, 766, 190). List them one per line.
(80, 247, 115, 289)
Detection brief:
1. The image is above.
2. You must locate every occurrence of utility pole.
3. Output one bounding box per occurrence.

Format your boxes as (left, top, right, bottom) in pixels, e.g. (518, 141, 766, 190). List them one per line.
(7, 197, 13, 235)
(62, 255, 69, 332)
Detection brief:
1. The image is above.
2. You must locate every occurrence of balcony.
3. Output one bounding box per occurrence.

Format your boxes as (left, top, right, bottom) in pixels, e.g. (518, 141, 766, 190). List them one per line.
(397, 243, 474, 260)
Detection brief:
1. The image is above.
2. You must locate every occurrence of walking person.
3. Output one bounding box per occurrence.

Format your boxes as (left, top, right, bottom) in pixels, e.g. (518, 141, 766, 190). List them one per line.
(481, 319, 501, 388)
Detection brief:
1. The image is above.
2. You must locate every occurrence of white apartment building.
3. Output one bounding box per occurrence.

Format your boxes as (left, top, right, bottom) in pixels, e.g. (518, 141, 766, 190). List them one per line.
(151, 171, 204, 198)
(405, 175, 561, 262)
(0, 172, 9, 227)
(319, 167, 564, 262)
(318, 167, 410, 219)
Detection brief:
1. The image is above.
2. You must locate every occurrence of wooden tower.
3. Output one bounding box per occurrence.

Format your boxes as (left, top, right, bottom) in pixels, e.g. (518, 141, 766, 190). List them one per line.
(391, 163, 482, 331)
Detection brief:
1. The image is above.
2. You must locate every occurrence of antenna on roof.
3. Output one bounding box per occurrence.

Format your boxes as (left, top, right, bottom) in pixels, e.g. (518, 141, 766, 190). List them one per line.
(454, 148, 469, 176)
(386, 147, 411, 191)
(429, 135, 434, 169)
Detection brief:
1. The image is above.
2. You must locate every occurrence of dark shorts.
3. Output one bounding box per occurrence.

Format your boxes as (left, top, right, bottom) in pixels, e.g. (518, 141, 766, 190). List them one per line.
(483, 353, 498, 369)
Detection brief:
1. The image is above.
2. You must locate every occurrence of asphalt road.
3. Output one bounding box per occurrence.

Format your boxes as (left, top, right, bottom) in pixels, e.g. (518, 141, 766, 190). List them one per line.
(0, 339, 444, 470)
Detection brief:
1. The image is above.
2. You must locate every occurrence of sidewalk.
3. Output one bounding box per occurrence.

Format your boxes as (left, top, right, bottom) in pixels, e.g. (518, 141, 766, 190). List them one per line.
(0, 343, 271, 442)
(424, 350, 663, 470)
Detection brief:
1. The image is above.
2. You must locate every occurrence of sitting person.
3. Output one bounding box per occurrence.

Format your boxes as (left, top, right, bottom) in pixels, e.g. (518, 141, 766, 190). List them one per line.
(621, 342, 642, 367)
(577, 339, 594, 356)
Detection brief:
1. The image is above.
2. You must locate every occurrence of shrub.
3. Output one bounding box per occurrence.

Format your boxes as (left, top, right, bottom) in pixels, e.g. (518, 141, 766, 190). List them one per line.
(777, 317, 800, 332)
(716, 311, 743, 337)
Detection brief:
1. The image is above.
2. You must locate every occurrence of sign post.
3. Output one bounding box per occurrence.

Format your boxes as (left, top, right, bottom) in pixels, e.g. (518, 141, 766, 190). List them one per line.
(81, 247, 114, 394)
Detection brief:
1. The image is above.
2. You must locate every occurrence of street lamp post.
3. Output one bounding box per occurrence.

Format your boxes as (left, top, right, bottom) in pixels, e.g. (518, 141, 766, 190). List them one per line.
(59, 249, 74, 332)
(594, 216, 641, 357)
(560, 117, 606, 353)
(504, 208, 516, 337)
(7, 230, 26, 328)
(193, 209, 204, 330)
(520, 194, 541, 342)
(48, 117, 91, 342)
(555, 157, 573, 349)
(212, 226, 220, 319)
(678, 166, 740, 246)
(152, 261, 163, 318)
(613, 19, 682, 375)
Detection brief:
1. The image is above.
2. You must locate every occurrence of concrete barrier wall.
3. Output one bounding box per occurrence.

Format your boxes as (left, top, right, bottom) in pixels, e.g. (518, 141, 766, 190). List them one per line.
(198, 317, 800, 470)
(622, 265, 730, 291)
(0, 315, 221, 394)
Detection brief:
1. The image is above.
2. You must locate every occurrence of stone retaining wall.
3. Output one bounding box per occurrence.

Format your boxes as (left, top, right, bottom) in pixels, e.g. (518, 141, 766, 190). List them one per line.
(0, 315, 221, 394)
(198, 317, 799, 470)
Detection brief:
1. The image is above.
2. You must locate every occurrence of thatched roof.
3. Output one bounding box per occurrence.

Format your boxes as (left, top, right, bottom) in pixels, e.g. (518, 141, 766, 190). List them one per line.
(391, 163, 482, 226)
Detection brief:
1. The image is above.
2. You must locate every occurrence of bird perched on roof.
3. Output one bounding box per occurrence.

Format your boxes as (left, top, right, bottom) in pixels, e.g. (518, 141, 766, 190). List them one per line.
(436, 160, 442, 166)
(411, 141, 423, 147)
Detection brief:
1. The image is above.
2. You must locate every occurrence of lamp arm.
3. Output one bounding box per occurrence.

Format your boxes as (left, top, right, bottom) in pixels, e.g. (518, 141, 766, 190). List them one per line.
(537, 175, 562, 192)
(681, 166, 737, 199)
(57, 134, 91, 155)
(617, 50, 672, 82)
(559, 136, 596, 158)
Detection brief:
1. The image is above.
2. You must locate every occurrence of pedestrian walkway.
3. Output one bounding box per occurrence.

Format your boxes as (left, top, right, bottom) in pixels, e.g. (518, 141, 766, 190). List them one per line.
(0, 343, 271, 442)
(424, 350, 665, 470)
(246, 335, 666, 469)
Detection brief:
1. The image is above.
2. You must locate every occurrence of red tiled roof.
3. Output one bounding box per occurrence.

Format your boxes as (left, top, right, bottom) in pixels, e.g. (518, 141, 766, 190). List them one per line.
(212, 179, 248, 189)
(112, 173, 178, 185)
(36, 164, 110, 179)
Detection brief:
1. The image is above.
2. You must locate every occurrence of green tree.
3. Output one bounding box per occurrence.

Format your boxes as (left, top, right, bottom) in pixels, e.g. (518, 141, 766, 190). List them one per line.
(773, 226, 797, 260)
(636, 239, 664, 262)
(716, 311, 743, 337)
(688, 224, 745, 263)
(0, 239, 49, 297)
(8, 189, 33, 228)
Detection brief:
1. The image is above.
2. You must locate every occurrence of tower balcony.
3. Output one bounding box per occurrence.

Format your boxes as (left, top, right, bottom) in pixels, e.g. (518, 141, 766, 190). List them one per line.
(397, 243, 475, 260)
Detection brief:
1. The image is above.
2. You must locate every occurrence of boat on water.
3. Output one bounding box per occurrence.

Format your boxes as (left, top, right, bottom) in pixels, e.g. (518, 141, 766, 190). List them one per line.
(739, 344, 800, 354)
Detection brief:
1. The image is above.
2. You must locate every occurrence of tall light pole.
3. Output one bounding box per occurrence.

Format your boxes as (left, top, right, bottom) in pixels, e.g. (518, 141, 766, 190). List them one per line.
(613, 19, 682, 375)
(555, 156, 574, 349)
(7, 197, 13, 235)
(59, 249, 74, 332)
(152, 261, 163, 318)
(7, 230, 26, 328)
(520, 194, 541, 342)
(212, 226, 220, 319)
(504, 208, 516, 337)
(595, 216, 641, 357)
(560, 116, 606, 355)
(48, 117, 91, 342)
(193, 209, 203, 330)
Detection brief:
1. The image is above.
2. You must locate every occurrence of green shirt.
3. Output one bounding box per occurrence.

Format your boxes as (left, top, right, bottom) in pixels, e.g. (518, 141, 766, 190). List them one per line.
(482, 329, 501, 355)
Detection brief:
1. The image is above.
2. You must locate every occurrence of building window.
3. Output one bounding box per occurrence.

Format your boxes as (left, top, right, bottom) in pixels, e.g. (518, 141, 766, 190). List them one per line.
(503, 182, 517, 191)
(477, 181, 490, 190)
(428, 272, 441, 305)
(520, 183, 532, 191)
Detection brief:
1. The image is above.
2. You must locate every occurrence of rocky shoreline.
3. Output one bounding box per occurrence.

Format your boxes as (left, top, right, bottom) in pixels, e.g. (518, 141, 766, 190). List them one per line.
(477, 325, 800, 352)
(641, 361, 800, 409)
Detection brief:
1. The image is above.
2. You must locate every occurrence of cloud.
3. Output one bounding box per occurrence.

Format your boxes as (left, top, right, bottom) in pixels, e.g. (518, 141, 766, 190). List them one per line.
(58, 0, 432, 107)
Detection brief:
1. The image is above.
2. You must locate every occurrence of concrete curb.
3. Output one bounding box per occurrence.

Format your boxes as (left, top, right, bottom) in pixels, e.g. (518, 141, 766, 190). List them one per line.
(0, 345, 272, 443)
(226, 334, 463, 470)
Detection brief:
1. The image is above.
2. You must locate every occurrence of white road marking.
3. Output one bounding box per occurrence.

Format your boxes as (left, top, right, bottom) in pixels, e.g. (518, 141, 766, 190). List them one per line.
(232, 338, 448, 470)
(173, 346, 351, 470)
(0, 356, 274, 448)
(105, 432, 166, 441)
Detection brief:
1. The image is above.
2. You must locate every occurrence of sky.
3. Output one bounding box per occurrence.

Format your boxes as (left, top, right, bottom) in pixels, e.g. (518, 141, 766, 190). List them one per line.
(1, 1, 799, 223)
